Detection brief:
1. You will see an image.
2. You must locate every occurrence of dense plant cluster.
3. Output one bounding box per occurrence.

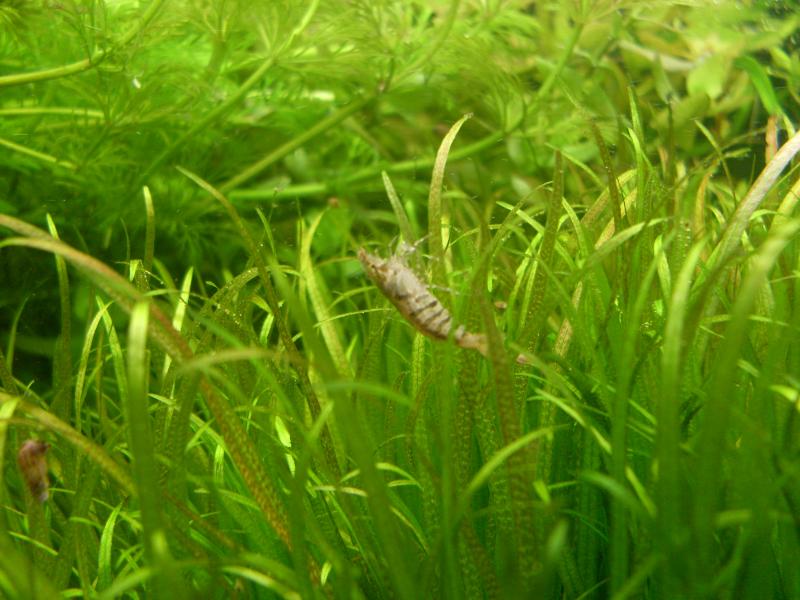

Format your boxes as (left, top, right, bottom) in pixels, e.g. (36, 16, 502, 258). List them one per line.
(1, 1, 800, 598)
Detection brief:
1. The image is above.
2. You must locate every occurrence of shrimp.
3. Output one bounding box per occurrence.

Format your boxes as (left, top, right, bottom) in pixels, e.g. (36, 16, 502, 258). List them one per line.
(358, 248, 487, 356)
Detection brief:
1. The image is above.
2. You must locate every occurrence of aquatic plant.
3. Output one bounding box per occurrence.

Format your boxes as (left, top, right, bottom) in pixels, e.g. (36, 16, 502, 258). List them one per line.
(1, 1, 800, 598)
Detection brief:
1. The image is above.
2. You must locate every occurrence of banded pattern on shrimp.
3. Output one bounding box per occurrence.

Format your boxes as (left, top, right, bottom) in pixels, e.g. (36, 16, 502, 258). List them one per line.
(358, 248, 487, 356)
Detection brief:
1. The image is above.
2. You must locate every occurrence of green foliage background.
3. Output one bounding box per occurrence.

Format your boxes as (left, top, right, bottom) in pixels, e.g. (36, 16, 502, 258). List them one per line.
(2, 0, 800, 598)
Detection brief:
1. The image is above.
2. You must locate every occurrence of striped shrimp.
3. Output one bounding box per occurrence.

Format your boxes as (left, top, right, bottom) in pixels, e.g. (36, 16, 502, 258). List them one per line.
(358, 247, 488, 356)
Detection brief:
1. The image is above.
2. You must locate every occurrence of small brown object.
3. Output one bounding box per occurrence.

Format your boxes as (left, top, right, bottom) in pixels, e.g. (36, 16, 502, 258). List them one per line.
(17, 439, 50, 502)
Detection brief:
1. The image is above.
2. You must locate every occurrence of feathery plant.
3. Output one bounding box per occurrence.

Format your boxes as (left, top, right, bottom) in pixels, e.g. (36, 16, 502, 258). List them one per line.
(2, 0, 800, 598)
